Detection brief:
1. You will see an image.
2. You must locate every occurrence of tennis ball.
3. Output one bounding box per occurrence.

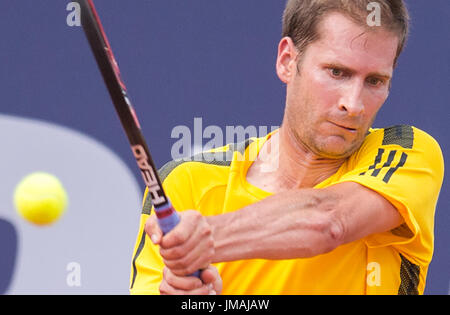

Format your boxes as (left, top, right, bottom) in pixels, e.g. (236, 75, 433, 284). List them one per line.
(14, 172, 68, 226)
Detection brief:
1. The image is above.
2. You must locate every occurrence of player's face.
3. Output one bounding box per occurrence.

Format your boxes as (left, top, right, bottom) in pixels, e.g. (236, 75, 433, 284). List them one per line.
(280, 12, 399, 159)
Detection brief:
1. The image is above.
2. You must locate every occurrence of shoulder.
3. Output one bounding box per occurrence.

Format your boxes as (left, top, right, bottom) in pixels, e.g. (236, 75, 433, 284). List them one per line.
(360, 125, 444, 167)
(363, 125, 443, 156)
(352, 125, 444, 182)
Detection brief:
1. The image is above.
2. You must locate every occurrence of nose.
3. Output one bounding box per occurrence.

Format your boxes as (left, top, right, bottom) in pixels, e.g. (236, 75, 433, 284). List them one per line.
(338, 81, 365, 116)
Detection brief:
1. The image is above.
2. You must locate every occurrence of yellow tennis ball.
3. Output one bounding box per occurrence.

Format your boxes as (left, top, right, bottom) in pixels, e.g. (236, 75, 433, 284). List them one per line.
(14, 172, 68, 226)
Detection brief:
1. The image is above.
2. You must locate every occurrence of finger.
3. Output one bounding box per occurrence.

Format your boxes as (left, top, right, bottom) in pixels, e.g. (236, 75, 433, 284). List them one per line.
(163, 267, 203, 291)
(160, 219, 212, 259)
(160, 233, 213, 267)
(159, 278, 211, 295)
(144, 214, 162, 245)
(159, 217, 213, 274)
(160, 210, 201, 248)
(162, 241, 214, 276)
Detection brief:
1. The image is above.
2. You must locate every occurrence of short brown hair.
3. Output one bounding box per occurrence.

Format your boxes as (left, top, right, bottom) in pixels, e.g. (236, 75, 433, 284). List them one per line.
(282, 0, 410, 67)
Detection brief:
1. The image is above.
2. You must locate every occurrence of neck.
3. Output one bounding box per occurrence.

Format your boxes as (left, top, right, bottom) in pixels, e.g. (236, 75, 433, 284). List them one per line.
(247, 126, 346, 192)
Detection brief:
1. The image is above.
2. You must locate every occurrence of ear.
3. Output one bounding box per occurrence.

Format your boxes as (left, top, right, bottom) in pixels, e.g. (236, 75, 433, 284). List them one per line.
(276, 37, 299, 84)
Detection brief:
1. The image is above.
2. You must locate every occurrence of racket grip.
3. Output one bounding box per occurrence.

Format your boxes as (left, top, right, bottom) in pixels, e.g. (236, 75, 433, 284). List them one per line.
(154, 201, 201, 278)
(154, 201, 180, 234)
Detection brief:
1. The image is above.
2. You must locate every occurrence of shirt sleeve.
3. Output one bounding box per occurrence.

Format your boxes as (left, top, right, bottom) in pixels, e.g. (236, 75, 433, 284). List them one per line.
(335, 125, 444, 265)
(129, 161, 195, 295)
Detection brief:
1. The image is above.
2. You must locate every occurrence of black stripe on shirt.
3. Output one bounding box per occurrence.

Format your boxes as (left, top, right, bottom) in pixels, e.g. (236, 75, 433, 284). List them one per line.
(398, 253, 420, 295)
(382, 125, 414, 149)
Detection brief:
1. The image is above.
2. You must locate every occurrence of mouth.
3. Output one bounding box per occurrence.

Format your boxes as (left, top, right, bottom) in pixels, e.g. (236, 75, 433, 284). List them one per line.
(329, 121, 358, 132)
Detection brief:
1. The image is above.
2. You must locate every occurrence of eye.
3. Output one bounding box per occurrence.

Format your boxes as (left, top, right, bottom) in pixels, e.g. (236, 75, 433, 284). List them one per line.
(367, 77, 385, 87)
(330, 68, 344, 78)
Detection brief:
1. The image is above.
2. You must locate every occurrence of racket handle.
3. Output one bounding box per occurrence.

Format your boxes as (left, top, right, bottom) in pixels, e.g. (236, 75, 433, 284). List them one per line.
(154, 201, 201, 278)
(154, 201, 180, 234)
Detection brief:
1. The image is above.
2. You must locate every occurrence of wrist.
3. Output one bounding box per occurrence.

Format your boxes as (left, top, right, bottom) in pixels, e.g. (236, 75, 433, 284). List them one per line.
(206, 215, 222, 263)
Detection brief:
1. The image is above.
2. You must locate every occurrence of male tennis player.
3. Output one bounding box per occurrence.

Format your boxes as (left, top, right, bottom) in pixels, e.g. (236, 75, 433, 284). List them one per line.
(130, 0, 444, 295)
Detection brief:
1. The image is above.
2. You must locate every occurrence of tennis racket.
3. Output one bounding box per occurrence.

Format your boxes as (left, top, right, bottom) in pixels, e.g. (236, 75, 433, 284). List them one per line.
(76, 0, 200, 277)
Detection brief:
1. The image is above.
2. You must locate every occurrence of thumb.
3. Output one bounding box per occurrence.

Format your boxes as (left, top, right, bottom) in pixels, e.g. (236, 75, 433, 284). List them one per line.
(200, 265, 223, 294)
(200, 265, 222, 295)
(200, 268, 215, 284)
(144, 214, 162, 245)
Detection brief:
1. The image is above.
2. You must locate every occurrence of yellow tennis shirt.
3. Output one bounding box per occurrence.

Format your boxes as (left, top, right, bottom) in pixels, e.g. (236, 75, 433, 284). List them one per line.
(130, 125, 444, 295)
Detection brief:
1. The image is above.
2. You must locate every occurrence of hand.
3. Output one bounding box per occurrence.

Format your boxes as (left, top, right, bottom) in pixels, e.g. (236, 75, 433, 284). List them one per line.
(145, 210, 215, 276)
(159, 265, 223, 295)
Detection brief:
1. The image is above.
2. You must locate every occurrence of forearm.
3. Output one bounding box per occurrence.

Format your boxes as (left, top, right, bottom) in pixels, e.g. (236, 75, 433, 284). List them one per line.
(207, 188, 344, 263)
(150, 182, 401, 273)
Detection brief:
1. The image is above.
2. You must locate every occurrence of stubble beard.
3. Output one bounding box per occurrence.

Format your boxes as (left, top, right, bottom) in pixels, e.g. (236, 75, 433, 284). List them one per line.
(286, 104, 376, 160)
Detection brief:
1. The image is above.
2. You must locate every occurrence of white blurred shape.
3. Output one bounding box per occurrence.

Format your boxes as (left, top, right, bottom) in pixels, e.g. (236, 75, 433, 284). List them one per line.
(0, 114, 142, 294)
